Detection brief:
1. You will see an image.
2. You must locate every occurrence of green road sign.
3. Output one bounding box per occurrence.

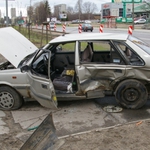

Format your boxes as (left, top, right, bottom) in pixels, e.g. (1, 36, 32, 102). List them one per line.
(112, 0, 142, 3)
(17, 20, 24, 25)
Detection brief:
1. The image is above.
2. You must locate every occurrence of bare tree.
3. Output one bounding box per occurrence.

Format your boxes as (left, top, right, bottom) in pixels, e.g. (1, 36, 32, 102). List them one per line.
(67, 6, 74, 14)
(44, 0, 51, 20)
(67, 6, 75, 20)
(33, 0, 51, 24)
(74, 0, 83, 20)
(27, 6, 34, 23)
(82, 2, 98, 19)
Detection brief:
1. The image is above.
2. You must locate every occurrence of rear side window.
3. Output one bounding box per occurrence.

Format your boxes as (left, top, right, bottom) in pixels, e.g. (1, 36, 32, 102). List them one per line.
(114, 41, 144, 66)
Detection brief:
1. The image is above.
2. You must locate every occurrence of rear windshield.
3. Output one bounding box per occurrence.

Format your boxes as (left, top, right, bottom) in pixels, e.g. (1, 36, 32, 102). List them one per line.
(128, 35, 150, 54)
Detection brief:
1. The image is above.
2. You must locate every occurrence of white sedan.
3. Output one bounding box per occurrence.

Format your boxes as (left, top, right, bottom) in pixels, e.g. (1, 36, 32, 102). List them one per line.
(134, 18, 146, 24)
(0, 27, 150, 110)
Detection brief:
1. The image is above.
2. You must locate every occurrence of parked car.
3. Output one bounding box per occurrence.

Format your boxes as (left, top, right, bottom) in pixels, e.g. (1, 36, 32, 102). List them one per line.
(85, 20, 91, 24)
(81, 23, 93, 32)
(1, 27, 150, 110)
(49, 22, 55, 28)
(72, 20, 80, 24)
(55, 20, 62, 25)
(72, 20, 84, 24)
(134, 18, 146, 24)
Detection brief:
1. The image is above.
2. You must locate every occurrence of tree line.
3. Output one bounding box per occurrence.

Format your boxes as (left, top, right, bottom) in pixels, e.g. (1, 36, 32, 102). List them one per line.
(27, 0, 98, 25)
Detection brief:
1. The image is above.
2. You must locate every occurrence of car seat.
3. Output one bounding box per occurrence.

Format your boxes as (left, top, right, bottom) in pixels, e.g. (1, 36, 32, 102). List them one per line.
(125, 48, 132, 59)
(82, 44, 93, 62)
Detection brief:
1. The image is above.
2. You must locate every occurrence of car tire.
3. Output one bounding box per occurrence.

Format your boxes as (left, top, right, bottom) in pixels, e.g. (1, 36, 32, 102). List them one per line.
(115, 79, 148, 109)
(0, 86, 24, 110)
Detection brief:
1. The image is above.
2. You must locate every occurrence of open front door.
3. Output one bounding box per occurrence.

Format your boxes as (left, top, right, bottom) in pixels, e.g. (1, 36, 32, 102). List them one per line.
(27, 50, 57, 109)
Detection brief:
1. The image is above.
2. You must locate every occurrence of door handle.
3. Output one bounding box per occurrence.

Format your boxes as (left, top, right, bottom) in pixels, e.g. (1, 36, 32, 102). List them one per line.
(41, 84, 47, 89)
(114, 69, 122, 73)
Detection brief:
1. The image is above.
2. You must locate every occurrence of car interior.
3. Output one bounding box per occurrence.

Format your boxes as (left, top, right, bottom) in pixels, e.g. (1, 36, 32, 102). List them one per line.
(30, 40, 144, 95)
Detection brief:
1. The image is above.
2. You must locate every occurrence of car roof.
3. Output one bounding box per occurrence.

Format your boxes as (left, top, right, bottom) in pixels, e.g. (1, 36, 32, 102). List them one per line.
(50, 33, 129, 44)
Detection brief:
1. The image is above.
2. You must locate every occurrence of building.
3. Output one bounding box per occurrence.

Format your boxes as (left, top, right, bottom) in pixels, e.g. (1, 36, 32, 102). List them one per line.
(11, 8, 16, 18)
(101, 2, 148, 19)
(54, 4, 67, 20)
(10, 8, 16, 25)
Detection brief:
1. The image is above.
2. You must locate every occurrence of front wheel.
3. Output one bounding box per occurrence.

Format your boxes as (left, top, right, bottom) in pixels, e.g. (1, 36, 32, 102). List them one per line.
(115, 79, 148, 109)
(0, 86, 24, 110)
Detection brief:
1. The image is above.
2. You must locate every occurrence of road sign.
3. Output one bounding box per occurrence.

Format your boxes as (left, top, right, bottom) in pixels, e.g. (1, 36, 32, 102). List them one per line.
(112, 0, 142, 3)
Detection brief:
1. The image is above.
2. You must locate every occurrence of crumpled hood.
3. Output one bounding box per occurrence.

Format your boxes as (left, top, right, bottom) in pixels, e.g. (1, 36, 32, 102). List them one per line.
(0, 27, 38, 68)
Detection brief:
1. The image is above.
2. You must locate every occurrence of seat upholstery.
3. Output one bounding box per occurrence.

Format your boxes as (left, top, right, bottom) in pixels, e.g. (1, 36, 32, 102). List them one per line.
(82, 44, 93, 62)
(125, 48, 132, 58)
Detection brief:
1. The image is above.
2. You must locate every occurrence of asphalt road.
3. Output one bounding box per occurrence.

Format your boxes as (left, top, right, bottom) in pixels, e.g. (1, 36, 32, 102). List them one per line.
(42, 24, 150, 43)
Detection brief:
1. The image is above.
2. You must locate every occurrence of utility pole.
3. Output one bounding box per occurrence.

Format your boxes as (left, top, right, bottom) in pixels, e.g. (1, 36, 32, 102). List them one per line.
(28, 0, 32, 40)
(132, 0, 134, 30)
(6, 0, 9, 26)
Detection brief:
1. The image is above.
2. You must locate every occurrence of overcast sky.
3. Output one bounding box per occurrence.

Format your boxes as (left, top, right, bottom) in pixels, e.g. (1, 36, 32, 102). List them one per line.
(0, 0, 111, 17)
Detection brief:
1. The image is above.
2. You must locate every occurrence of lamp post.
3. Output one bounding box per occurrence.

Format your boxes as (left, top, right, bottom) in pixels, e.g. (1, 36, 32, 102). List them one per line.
(132, 0, 134, 30)
(6, 0, 9, 27)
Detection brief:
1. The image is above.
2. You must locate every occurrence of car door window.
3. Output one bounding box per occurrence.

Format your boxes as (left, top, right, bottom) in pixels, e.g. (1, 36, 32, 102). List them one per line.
(51, 42, 75, 76)
(93, 41, 123, 64)
(79, 40, 124, 64)
(56, 43, 75, 52)
(31, 50, 49, 77)
(114, 41, 144, 66)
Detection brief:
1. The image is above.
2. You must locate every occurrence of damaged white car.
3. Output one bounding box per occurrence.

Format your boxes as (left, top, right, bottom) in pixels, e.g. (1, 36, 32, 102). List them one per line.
(0, 27, 150, 110)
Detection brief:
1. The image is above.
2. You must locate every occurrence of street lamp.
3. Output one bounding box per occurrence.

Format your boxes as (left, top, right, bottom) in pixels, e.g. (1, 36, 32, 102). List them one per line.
(132, 0, 134, 30)
(5, 0, 9, 26)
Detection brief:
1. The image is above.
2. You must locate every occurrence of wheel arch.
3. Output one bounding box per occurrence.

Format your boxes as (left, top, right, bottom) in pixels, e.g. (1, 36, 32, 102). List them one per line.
(114, 78, 148, 109)
(0, 84, 24, 110)
(113, 78, 147, 94)
(0, 84, 23, 99)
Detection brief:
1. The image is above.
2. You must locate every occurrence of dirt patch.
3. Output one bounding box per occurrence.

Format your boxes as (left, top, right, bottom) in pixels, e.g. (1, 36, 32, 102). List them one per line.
(1, 110, 150, 150)
(60, 120, 150, 150)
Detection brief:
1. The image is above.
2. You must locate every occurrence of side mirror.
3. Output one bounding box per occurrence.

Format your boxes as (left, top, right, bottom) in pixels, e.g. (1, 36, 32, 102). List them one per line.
(20, 65, 30, 73)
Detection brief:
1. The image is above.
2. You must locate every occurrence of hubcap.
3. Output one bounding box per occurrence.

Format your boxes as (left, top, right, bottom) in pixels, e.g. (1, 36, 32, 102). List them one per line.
(0, 92, 14, 109)
(124, 88, 139, 102)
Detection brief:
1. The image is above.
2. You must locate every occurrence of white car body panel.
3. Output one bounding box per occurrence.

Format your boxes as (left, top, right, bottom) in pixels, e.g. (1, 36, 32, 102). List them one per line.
(50, 33, 129, 44)
(0, 30, 150, 110)
(0, 27, 38, 68)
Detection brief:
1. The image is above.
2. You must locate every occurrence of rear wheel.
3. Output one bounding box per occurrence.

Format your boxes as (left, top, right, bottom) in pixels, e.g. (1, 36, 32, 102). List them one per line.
(115, 79, 148, 109)
(0, 86, 24, 110)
